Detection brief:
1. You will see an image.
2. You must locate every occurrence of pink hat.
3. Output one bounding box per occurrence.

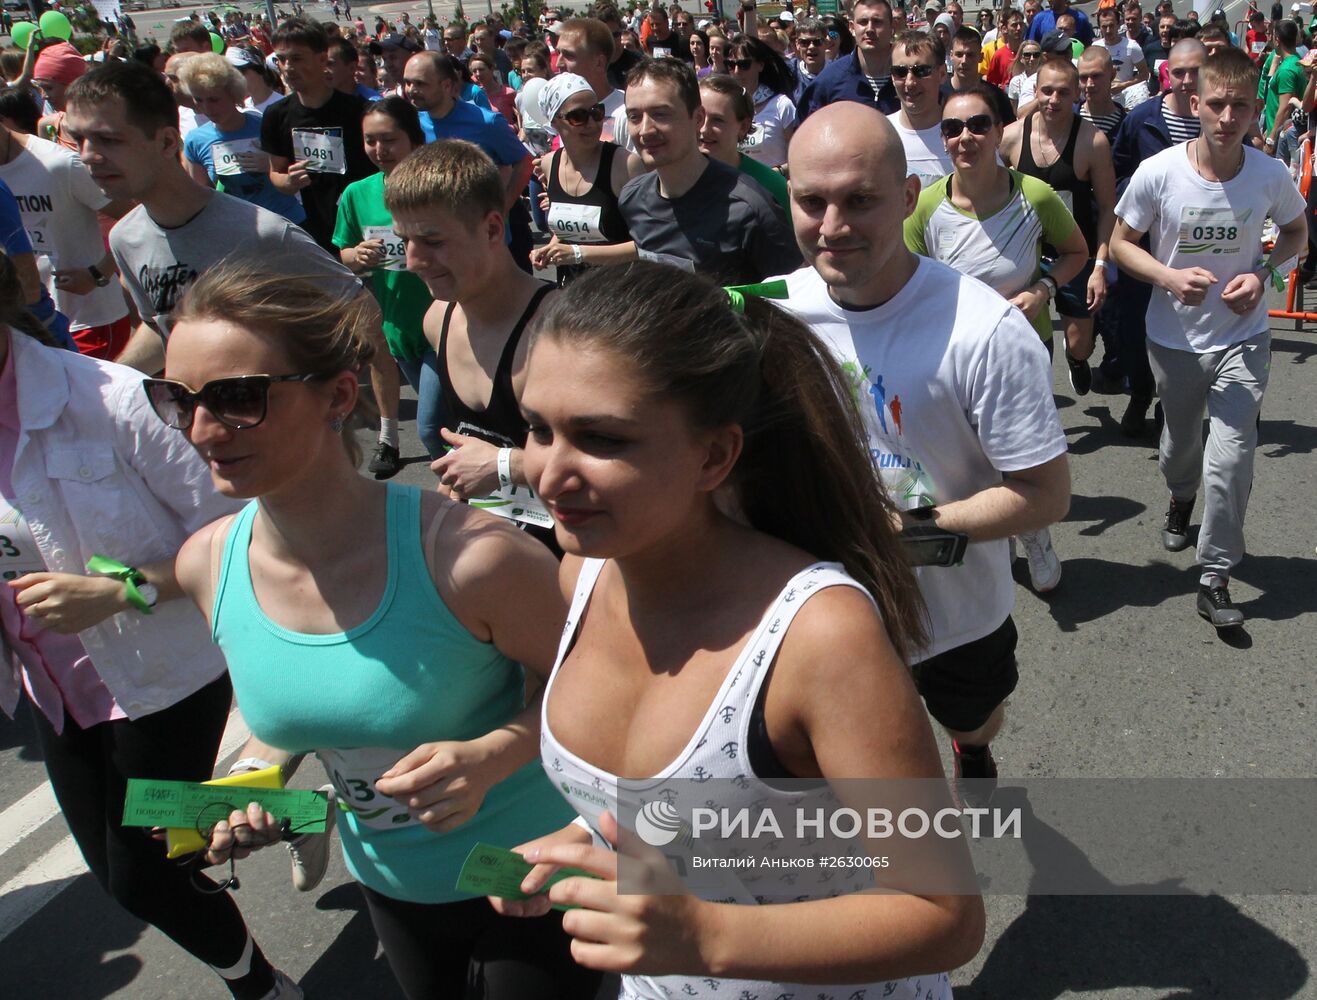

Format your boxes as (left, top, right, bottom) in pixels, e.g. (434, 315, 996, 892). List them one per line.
(34, 42, 87, 87)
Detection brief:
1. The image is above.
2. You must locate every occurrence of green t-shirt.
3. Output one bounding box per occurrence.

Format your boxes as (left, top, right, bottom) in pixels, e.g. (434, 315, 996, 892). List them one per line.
(332, 172, 433, 362)
(904, 169, 1077, 341)
(1259, 52, 1306, 135)
(737, 152, 790, 213)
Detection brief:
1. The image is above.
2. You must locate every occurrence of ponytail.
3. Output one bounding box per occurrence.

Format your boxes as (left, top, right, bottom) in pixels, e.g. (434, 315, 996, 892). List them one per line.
(530, 262, 928, 663)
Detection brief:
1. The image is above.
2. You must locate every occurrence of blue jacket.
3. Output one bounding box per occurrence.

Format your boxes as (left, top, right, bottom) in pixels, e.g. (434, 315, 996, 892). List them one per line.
(797, 51, 900, 120)
(1110, 94, 1176, 192)
(1026, 7, 1094, 46)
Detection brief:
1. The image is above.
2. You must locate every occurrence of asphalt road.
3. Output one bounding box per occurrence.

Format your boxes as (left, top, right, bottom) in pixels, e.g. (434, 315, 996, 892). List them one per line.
(0, 277, 1313, 998)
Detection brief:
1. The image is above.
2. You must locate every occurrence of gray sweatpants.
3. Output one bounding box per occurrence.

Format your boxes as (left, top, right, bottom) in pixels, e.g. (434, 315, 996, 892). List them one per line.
(1147, 332, 1270, 587)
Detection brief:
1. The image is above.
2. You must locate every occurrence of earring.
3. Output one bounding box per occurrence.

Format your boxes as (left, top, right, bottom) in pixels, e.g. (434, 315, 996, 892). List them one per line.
(329, 414, 344, 433)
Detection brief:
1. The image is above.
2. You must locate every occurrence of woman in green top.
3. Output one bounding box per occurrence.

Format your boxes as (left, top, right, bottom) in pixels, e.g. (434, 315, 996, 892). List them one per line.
(903, 87, 1088, 349)
(696, 74, 791, 213)
(332, 97, 443, 458)
(903, 86, 1086, 596)
(1260, 19, 1306, 155)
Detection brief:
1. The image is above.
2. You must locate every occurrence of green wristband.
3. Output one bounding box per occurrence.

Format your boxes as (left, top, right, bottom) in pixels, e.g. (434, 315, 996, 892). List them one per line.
(85, 554, 153, 615)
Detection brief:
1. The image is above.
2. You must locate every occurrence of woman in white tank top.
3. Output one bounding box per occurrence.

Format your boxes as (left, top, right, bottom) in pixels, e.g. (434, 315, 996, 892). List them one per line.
(488, 262, 985, 999)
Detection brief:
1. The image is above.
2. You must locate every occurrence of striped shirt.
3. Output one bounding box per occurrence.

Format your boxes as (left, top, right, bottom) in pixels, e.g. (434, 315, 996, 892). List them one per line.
(1163, 108, 1201, 145)
(1080, 102, 1126, 140)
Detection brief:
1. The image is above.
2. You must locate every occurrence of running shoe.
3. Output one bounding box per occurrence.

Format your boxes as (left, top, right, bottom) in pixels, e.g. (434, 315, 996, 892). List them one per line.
(952, 740, 998, 810)
(1197, 584, 1245, 629)
(1120, 394, 1152, 437)
(1089, 368, 1127, 395)
(368, 442, 402, 480)
(287, 785, 336, 893)
(1066, 352, 1092, 396)
(258, 969, 304, 1000)
(1019, 528, 1061, 593)
(1161, 497, 1194, 552)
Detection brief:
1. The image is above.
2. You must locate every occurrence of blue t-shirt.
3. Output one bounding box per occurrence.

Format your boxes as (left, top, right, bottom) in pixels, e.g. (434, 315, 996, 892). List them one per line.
(0, 177, 74, 350)
(183, 111, 307, 224)
(460, 81, 493, 111)
(417, 99, 526, 165)
(355, 82, 382, 101)
(1026, 7, 1094, 45)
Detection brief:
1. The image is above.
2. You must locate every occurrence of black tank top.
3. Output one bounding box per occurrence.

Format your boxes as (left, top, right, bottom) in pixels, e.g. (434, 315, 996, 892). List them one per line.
(1018, 112, 1097, 249)
(545, 142, 631, 286)
(437, 282, 554, 449)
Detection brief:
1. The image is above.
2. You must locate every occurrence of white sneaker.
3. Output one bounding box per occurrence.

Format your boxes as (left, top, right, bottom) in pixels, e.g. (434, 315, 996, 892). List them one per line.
(1019, 528, 1062, 593)
(287, 784, 336, 892)
(259, 969, 304, 1000)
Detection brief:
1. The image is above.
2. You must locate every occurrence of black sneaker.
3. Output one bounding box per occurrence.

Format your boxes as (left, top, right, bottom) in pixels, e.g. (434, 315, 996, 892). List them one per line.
(1197, 584, 1245, 629)
(1089, 368, 1127, 395)
(1120, 394, 1152, 437)
(1066, 352, 1092, 396)
(1162, 496, 1194, 552)
(368, 442, 402, 480)
(952, 740, 998, 810)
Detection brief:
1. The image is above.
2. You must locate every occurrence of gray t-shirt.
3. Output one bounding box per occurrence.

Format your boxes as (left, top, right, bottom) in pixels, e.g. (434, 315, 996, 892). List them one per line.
(109, 191, 363, 336)
(618, 157, 803, 286)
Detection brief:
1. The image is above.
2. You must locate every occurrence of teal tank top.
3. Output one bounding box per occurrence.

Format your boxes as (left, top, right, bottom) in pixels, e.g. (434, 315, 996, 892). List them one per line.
(212, 482, 573, 903)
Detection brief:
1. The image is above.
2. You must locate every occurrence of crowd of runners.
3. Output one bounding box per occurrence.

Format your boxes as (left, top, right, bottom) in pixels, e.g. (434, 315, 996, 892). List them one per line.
(0, 0, 1307, 996)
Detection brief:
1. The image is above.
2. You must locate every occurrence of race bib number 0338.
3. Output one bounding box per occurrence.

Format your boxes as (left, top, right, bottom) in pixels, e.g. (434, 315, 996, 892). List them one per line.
(1178, 206, 1249, 256)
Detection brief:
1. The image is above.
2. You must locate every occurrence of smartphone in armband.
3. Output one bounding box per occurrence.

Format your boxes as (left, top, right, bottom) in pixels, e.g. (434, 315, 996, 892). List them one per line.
(901, 525, 969, 567)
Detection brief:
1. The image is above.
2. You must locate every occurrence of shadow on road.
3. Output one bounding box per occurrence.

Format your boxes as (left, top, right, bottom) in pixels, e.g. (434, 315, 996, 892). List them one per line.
(299, 883, 404, 999)
(1063, 493, 1147, 537)
(961, 787, 1310, 1000)
(1271, 336, 1317, 365)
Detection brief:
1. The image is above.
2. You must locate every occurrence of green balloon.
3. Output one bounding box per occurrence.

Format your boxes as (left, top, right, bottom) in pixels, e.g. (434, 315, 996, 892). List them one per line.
(37, 10, 72, 41)
(210, 31, 224, 53)
(10, 21, 35, 49)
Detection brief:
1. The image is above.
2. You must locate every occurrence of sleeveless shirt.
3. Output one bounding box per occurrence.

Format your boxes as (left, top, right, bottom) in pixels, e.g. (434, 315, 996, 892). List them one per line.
(1018, 112, 1097, 249)
(212, 482, 573, 903)
(540, 559, 954, 1000)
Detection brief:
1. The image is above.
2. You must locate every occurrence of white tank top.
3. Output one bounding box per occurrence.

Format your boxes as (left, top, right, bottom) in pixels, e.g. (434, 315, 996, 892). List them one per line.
(540, 559, 954, 1000)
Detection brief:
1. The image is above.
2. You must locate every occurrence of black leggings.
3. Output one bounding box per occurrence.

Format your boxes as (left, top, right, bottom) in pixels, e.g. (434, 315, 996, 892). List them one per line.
(31, 675, 271, 996)
(360, 884, 601, 1000)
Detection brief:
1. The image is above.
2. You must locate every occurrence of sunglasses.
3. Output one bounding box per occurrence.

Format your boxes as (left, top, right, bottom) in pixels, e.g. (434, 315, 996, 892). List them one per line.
(940, 113, 995, 138)
(1019, 50, 1042, 58)
(729, 58, 757, 70)
(891, 63, 937, 78)
(797, 36, 824, 45)
(557, 102, 606, 126)
(143, 373, 323, 431)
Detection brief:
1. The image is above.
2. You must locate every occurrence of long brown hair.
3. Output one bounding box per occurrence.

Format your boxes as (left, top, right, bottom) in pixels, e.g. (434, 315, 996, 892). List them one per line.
(530, 262, 929, 663)
(0, 253, 56, 347)
(172, 262, 378, 465)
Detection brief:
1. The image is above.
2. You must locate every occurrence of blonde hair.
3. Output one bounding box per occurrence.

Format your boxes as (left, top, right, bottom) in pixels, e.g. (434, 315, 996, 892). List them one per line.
(173, 263, 378, 465)
(178, 51, 246, 102)
(383, 139, 504, 227)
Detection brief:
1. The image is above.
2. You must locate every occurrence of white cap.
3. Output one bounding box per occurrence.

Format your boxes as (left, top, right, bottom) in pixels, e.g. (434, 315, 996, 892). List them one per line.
(225, 46, 261, 69)
(778, 9, 795, 21)
(539, 72, 596, 124)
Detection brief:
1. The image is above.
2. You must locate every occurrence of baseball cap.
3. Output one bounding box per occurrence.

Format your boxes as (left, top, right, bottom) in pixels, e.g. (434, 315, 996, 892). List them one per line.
(378, 32, 421, 52)
(779, 9, 795, 20)
(1040, 27, 1071, 53)
(225, 46, 261, 69)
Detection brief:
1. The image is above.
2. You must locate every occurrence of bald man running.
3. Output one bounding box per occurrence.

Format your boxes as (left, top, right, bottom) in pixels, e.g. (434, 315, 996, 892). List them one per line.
(773, 102, 1071, 806)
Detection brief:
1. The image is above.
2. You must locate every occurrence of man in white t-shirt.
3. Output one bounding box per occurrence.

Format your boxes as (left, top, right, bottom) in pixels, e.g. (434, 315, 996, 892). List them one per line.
(1112, 48, 1306, 629)
(0, 125, 131, 359)
(887, 32, 952, 189)
(779, 102, 1071, 804)
(554, 17, 631, 151)
(1092, 5, 1149, 109)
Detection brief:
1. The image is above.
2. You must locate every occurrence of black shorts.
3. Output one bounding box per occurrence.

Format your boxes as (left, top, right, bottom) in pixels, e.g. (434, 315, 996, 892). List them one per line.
(1055, 259, 1094, 320)
(912, 616, 1019, 733)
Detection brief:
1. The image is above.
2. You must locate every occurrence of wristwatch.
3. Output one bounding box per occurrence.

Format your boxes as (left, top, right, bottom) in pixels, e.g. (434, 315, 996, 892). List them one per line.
(87, 264, 111, 288)
(1037, 274, 1058, 299)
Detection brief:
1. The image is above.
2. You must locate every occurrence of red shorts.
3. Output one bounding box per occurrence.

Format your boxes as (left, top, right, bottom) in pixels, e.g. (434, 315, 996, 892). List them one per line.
(71, 315, 132, 361)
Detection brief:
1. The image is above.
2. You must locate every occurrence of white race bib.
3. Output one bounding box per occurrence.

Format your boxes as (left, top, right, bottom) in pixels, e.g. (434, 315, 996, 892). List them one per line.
(652, 46, 672, 59)
(547, 202, 607, 244)
(0, 498, 47, 582)
(292, 128, 347, 175)
(1179, 206, 1248, 257)
(468, 481, 555, 529)
(317, 746, 415, 830)
(211, 138, 265, 177)
(362, 224, 407, 270)
(738, 122, 766, 153)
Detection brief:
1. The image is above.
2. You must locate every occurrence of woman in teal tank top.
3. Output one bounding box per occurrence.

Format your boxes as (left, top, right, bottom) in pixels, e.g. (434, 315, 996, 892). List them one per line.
(154, 264, 597, 1000)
